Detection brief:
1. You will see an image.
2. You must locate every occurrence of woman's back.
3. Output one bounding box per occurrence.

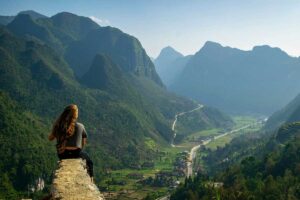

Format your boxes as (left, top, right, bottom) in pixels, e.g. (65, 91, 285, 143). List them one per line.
(65, 122, 87, 149)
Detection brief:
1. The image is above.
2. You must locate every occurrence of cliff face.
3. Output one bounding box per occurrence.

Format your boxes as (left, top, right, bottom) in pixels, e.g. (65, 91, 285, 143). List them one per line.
(51, 159, 104, 200)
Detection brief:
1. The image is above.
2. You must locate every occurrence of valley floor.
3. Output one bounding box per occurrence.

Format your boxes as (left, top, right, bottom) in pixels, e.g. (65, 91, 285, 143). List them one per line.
(99, 115, 263, 200)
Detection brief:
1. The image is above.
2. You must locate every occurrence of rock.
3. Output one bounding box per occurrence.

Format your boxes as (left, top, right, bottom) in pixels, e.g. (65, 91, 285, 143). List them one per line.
(51, 159, 104, 200)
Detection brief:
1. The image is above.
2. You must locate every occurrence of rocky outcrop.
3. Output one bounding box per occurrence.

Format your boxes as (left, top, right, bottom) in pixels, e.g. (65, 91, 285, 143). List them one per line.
(51, 159, 104, 200)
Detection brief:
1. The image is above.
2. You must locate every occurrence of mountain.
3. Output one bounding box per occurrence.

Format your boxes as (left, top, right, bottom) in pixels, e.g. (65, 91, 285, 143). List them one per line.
(6, 12, 163, 85)
(265, 92, 300, 130)
(65, 26, 163, 85)
(155, 46, 184, 67)
(50, 12, 99, 40)
(18, 10, 47, 20)
(0, 11, 233, 198)
(0, 10, 47, 26)
(154, 46, 191, 86)
(170, 41, 300, 115)
(7, 14, 63, 52)
(0, 16, 14, 25)
(81, 54, 123, 90)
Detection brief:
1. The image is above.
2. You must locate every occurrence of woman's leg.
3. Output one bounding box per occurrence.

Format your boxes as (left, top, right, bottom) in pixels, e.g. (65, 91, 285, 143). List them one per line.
(79, 151, 94, 178)
(58, 149, 80, 160)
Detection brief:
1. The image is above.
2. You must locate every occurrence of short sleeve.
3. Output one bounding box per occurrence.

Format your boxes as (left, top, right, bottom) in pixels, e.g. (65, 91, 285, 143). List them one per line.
(82, 125, 87, 138)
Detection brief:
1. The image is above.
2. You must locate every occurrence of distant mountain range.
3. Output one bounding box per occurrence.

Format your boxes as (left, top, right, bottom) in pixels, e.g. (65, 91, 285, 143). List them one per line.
(157, 41, 300, 115)
(0, 11, 232, 197)
(154, 46, 191, 86)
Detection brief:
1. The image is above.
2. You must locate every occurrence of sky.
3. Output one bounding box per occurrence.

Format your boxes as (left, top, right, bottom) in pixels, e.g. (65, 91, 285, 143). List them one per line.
(0, 0, 300, 58)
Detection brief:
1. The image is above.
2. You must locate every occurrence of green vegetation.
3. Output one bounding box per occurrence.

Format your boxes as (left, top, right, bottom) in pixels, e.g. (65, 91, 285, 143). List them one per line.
(206, 118, 263, 150)
(175, 107, 234, 144)
(0, 11, 233, 198)
(171, 111, 300, 200)
(171, 123, 300, 199)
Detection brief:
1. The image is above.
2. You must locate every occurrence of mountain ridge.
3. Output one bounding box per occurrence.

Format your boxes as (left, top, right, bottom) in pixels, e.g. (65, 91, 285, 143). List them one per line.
(169, 41, 300, 115)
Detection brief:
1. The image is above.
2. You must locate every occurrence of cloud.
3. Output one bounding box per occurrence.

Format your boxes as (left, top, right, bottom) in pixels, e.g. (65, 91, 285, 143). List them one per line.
(89, 16, 110, 26)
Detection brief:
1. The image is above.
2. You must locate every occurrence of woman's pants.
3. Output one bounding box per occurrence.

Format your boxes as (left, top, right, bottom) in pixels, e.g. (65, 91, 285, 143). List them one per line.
(58, 149, 94, 177)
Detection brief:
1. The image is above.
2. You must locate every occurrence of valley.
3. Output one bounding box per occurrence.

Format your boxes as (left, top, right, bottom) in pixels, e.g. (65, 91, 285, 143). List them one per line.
(99, 110, 262, 200)
(1, 4, 300, 200)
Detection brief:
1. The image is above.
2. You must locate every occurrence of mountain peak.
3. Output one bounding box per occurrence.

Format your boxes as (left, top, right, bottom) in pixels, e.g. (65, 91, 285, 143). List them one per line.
(8, 13, 35, 26)
(202, 41, 223, 50)
(155, 46, 183, 67)
(51, 11, 99, 27)
(52, 11, 79, 18)
(18, 10, 47, 20)
(50, 12, 99, 40)
(158, 46, 183, 59)
(81, 54, 122, 90)
(194, 41, 226, 57)
(252, 45, 289, 58)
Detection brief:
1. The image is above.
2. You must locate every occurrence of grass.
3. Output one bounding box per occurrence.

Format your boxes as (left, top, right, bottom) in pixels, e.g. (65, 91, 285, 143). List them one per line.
(99, 115, 263, 199)
(232, 116, 258, 129)
(206, 134, 234, 150)
(178, 128, 221, 148)
(205, 116, 263, 150)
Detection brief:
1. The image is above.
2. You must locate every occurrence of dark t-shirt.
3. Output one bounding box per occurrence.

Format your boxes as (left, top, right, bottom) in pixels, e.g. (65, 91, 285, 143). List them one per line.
(65, 122, 87, 149)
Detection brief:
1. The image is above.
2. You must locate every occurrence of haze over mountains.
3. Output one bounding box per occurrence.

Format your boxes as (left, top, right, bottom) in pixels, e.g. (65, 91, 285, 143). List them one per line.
(154, 46, 192, 86)
(156, 41, 300, 115)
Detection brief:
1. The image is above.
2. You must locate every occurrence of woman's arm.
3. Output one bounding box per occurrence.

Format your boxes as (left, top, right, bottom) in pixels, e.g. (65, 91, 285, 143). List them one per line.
(82, 138, 87, 148)
(82, 125, 88, 148)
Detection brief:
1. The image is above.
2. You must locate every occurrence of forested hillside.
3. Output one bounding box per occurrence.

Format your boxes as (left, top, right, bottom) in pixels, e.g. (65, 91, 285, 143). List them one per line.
(171, 121, 300, 200)
(0, 11, 232, 198)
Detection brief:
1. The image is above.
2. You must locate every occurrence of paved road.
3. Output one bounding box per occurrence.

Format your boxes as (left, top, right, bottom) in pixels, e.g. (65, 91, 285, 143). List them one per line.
(157, 118, 265, 199)
(171, 104, 203, 147)
(186, 119, 265, 177)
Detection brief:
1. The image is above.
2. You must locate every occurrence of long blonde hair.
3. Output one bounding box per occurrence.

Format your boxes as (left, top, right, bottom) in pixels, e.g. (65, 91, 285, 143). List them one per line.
(52, 104, 78, 153)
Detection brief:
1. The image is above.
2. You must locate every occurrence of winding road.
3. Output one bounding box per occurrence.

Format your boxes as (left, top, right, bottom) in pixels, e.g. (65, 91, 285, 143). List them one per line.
(171, 105, 265, 177)
(171, 104, 204, 147)
(156, 106, 265, 200)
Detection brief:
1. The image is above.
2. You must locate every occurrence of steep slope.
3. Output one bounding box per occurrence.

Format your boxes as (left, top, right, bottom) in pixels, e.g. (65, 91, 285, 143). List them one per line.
(0, 92, 56, 199)
(50, 12, 99, 40)
(81, 54, 123, 90)
(0, 16, 14, 25)
(265, 93, 300, 130)
(154, 46, 191, 86)
(6, 11, 163, 86)
(170, 41, 300, 115)
(0, 10, 46, 26)
(18, 10, 47, 20)
(65, 26, 163, 86)
(7, 14, 63, 52)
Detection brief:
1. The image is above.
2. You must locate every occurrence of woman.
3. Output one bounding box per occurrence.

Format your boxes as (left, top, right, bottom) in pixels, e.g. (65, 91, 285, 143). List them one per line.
(48, 104, 94, 182)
